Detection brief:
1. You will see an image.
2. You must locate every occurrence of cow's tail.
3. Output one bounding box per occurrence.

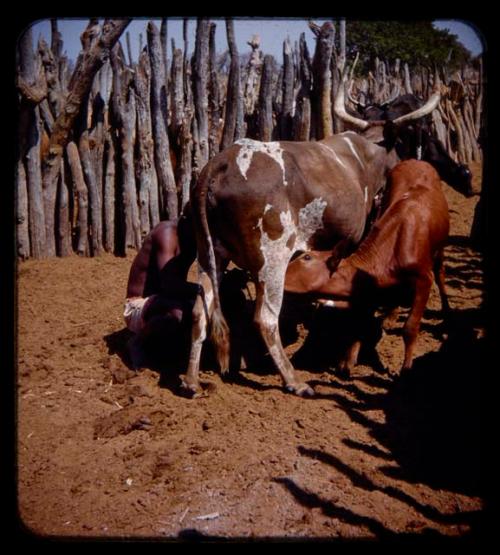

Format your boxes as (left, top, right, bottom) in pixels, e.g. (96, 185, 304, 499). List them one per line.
(194, 168, 231, 374)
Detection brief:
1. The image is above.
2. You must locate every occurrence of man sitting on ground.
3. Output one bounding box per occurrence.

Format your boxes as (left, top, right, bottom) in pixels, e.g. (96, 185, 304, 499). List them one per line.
(124, 213, 197, 369)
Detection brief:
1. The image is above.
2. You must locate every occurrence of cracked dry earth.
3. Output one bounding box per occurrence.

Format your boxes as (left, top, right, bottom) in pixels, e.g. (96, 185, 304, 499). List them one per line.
(17, 164, 485, 541)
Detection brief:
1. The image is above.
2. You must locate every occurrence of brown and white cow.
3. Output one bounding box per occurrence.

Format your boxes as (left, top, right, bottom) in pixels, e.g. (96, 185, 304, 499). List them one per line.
(180, 78, 443, 397)
(284, 159, 450, 376)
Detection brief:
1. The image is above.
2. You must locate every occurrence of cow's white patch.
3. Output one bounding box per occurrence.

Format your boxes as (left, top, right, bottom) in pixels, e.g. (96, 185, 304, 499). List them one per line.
(416, 145, 422, 160)
(257, 210, 296, 316)
(235, 138, 288, 185)
(264, 203, 273, 214)
(318, 143, 348, 169)
(297, 197, 327, 251)
(257, 199, 327, 316)
(341, 135, 365, 169)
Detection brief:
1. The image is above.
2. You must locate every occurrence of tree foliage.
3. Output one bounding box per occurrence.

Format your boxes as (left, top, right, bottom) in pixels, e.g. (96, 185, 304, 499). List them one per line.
(344, 20, 472, 70)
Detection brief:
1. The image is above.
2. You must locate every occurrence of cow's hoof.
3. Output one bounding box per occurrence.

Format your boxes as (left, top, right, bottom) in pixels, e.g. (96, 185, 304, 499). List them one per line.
(179, 375, 205, 399)
(286, 382, 315, 397)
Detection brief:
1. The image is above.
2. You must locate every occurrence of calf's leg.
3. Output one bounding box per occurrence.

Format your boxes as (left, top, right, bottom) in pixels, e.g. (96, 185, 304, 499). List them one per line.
(433, 249, 450, 320)
(401, 273, 433, 372)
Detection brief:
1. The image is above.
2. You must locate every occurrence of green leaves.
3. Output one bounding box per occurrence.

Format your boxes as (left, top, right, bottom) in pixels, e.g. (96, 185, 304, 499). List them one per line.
(344, 20, 471, 71)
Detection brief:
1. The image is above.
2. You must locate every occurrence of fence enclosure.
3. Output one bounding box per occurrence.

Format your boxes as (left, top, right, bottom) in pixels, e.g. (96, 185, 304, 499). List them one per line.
(15, 18, 484, 260)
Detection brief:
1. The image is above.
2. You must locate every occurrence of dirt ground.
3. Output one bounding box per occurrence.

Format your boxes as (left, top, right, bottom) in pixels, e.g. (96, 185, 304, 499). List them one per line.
(16, 164, 485, 542)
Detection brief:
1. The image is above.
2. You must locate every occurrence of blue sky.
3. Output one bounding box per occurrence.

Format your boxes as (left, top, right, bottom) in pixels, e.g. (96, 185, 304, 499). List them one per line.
(27, 18, 485, 64)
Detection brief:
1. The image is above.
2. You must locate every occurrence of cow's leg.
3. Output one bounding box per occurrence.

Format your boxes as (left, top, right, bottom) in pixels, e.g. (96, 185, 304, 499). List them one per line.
(401, 273, 432, 372)
(179, 272, 214, 398)
(433, 249, 450, 320)
(254, 277, 314, 397)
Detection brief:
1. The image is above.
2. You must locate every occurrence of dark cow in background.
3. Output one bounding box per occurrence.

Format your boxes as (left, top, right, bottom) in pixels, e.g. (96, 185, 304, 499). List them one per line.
(345, 87, 474, 197)
(284, 159, 450, 376)
(180, 79, 442, 398)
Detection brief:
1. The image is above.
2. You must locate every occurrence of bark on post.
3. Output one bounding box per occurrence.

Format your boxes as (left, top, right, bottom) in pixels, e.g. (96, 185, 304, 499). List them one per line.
(50, 19, 63, 60)
(280, 37, 294, 140)
(208, 22, 221, 158)
(293, 33, 312, 141)
(56, 161, 72, 257)
(193, 18, 210, 167)
(160, 19, 168, 73)
(446, 99, 466, 164)
(147, 21, 178, 221)
(17, 26, 47, 258)
(110, 45, 140, 250)
(134, 49, 159, 238)
(474, 57, 483, 139)
(41, 18, 131, 255)
(38, 37, 63, 256)
(15, 159, 30, 259)
(221, 18, 241, 150)
(178, 37, 194, 211)
(170, 45, 184, 137)
(257, 55, 274, 141)
(125, 31, 134, 66)
(243, 35, 261, 117)
(103, 134, 115, 253)
(310, 21, 334, 139)
(66, 141, 88, 255)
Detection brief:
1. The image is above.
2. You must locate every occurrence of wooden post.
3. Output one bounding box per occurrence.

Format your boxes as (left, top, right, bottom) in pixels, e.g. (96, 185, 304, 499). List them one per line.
(147, 21, 178, 221)
(41, 19, 131, 256)
(310, 21, 334, 139)
(221, 18, 241, 150)
(292, 33, 312, 141)
(280, 37, 294, 140)
(208, 22, 221, 158)
(243, 35, 261, 117)
(66, 141, 88, 255)
(56, 160, 72, 257)
(15, 159, 30, 259)
(170, 45, 185, 137)
(17, 26, 47, 258)
(134, 49, 159, 238)
(193, 18, 210, 167)
(178, 26, 195, 211)
(257, 55, 274, 141)
(125, 31, 134, 66)
(110, 45, 140, 250)
(103, 134, 115, 253)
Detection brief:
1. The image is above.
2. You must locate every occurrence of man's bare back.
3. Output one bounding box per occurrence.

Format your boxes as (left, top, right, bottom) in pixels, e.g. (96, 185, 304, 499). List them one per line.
(123, 215, 197, 367)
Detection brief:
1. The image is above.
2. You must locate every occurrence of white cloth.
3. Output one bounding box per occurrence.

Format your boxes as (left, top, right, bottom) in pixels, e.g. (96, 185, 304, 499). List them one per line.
(123, 297, 149, 334)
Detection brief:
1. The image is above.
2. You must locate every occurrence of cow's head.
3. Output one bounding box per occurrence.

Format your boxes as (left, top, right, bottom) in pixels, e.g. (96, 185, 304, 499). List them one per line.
(422, 135, 475, 197)
(335, 69, 441, 153)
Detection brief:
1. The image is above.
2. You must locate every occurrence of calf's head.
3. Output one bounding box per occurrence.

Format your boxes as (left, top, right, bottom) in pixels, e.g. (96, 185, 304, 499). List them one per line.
(285, 251, 333, 294)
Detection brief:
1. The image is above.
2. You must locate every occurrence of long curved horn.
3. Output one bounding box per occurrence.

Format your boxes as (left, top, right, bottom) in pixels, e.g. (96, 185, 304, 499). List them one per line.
(392, 85, 441, 124)
(334, 65, 370, 130)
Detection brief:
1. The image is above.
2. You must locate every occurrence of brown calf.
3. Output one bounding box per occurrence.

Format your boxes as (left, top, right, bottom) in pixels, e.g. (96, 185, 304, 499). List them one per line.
(284, 159, 450, 375)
